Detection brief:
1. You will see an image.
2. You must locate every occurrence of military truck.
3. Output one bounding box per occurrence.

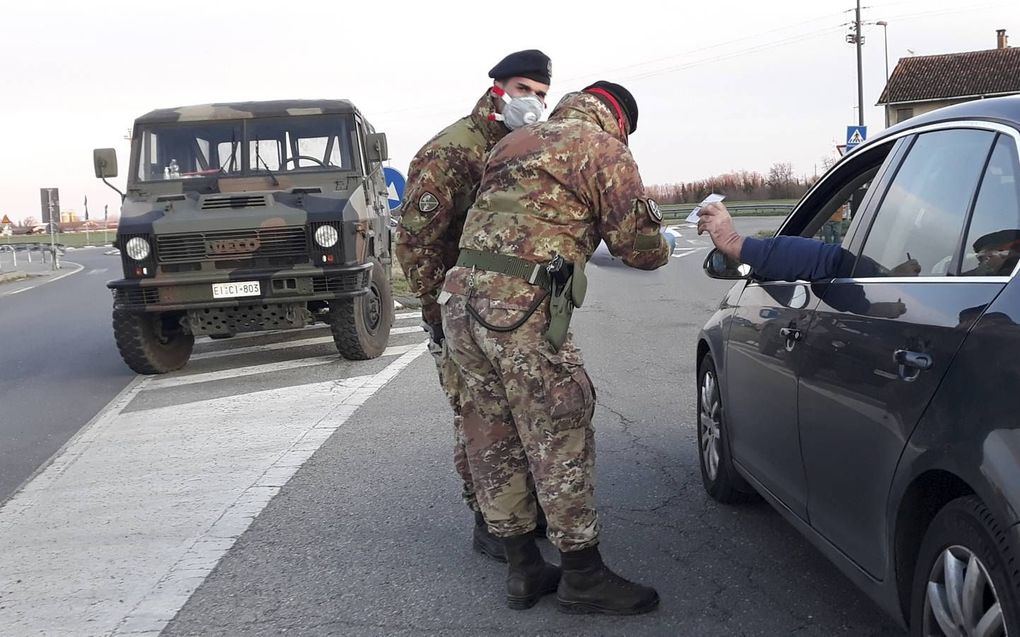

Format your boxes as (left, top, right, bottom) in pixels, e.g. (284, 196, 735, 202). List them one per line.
(93, 100, 395, 375)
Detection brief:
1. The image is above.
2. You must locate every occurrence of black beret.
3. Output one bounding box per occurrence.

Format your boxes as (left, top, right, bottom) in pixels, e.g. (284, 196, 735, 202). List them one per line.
(584, 80, 638, 134)
(488, 49, 552, 85)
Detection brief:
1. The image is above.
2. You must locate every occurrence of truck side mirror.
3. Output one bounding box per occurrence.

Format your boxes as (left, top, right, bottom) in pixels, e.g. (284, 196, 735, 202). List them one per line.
(94, 148, 118, 179)
(366, 133, 388, 163)
(703, 248, 752, 280)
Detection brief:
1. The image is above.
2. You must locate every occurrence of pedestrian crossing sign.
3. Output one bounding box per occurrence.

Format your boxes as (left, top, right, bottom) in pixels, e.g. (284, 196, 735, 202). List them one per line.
(846, 126, 867, 152)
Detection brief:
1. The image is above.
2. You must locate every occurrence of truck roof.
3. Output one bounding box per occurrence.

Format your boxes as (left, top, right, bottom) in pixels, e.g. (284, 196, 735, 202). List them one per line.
(135, 99, 360, 124)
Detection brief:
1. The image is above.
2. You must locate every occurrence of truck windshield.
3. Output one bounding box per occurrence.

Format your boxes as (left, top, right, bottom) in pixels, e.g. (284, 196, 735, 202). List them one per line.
(133, 115, 356, 183)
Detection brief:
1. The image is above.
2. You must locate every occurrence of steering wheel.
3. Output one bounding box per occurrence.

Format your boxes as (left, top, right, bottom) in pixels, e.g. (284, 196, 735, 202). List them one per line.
(282, 155, 327, 167)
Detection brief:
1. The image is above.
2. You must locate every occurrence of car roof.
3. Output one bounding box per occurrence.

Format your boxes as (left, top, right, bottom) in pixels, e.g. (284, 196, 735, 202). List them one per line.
(135, 100, 360, 125)
(869, 94, 1020, 146)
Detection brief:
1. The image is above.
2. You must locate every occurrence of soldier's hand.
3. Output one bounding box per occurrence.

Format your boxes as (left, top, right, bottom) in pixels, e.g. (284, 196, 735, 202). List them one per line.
(697, 203, 744, 261)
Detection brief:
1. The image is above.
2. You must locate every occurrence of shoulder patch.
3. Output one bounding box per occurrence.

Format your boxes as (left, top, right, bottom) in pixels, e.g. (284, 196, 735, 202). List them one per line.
(418, 192, 440, 214)
(647, 198, 663, 223)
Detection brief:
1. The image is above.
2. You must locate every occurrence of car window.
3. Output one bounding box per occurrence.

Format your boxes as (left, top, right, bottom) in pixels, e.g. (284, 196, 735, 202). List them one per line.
(959, 135, 1020, 277)
(807, 168, 878, 246)
(855, 129, 996, 278)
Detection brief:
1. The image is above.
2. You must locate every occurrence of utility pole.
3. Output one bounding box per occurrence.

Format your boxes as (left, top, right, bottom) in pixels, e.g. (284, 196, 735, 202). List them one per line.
(855, 0, 864, 127)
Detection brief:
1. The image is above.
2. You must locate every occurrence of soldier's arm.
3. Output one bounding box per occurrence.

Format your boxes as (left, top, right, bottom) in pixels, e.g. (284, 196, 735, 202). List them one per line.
(592, 144, 672, 270)
(394, 149, 463, 326)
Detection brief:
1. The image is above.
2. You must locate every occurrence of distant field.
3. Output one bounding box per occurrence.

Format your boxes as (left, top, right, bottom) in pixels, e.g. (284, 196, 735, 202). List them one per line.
(2, 233, 115, 249)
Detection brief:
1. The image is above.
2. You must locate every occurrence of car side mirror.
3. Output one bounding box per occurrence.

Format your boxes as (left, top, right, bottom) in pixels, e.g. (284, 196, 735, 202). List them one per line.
(94, 148, 118, 179)
(366, 133, 388, 163)
(704, 248, 751, 280)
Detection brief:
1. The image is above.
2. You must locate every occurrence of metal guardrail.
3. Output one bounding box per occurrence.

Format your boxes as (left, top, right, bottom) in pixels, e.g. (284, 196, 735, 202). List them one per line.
(660, 203, 794, 221)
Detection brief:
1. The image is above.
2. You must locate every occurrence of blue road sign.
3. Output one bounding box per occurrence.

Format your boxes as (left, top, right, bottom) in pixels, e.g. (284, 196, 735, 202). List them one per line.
(846, 125, 867, 152)
(383, 167, 406, 211)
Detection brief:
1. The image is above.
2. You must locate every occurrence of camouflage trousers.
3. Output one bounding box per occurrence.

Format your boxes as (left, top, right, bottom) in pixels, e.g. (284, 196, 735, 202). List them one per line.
(428, 337, 479, 513)
(441, 292, 599, 552)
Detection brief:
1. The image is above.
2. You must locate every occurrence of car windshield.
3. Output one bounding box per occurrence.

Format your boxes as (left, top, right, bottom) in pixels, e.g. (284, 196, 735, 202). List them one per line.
(133, 115, 356, 183)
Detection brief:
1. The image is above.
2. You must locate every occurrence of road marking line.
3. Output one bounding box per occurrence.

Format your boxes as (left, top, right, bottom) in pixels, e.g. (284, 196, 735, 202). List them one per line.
(194, 326, 421, 353)
(0, 342, 428, 636)
(147, 342, 423, 389)
(86, 267, 109, 275)
(201, 316, 419, 342)
(0, 261, 84, 297)
(191, 327, 423, 361)
(673, 247, 710, 259)
(396, 311, 419, 320)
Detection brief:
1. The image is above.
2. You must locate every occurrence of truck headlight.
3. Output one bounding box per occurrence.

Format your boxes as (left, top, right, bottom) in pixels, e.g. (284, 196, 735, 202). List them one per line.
(125, 237, 151, 261)
(314, 225, 339, 248)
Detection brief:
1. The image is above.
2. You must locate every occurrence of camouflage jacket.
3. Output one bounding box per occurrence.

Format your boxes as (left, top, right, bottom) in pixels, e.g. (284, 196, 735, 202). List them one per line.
(394, 90, 508, 325)
(442, 91, 671, 304)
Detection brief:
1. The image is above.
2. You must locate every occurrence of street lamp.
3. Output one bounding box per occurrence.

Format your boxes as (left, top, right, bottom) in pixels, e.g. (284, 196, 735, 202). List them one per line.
(876, 21, 890, 82)
(876, 20, 890, 127)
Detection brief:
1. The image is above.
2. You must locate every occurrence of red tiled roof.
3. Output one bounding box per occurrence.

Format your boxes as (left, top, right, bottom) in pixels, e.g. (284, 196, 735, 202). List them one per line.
(878, 47, 1020, 104)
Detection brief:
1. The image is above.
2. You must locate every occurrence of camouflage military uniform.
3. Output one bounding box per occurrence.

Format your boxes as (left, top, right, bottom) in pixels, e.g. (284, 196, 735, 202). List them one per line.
(440, 91, 672, 552)
(394, 90, 509, 512)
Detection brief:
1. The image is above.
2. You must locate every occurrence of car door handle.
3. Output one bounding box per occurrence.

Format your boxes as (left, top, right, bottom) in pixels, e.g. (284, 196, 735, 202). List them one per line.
(894, 349, 932, 370)
(779, 327, 802, 341)
(894, 349, 932, 382)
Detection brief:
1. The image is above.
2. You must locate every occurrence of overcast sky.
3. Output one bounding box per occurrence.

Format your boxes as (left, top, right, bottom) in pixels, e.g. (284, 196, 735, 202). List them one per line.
(0, 0, 1015, 222)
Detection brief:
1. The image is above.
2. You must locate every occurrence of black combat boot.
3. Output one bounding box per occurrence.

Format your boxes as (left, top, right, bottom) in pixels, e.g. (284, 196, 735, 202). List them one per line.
(557, 545, 660, 615)
(472, 511, 506, 562)
(504, 533, 562, 610)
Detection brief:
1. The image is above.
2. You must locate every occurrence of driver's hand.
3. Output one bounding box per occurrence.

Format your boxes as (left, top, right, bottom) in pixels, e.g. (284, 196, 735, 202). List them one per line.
(891, 258, 921, 276)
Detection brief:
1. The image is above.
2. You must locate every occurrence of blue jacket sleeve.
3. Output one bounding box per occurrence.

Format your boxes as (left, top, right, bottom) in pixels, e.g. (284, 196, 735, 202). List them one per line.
(740, 236, 847, 282)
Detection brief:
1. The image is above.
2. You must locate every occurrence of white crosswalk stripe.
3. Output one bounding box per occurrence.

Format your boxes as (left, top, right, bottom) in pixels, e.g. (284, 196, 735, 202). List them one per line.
(192, 326, 424, 360)
(148, 343, 423, 389)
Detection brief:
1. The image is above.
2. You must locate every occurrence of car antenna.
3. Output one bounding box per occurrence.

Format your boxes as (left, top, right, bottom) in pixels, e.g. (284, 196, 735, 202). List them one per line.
(254, 138, 279, 186)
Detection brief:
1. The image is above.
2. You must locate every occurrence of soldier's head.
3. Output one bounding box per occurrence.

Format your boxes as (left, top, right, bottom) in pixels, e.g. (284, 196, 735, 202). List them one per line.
(488, 49, 552, 129)
(583, 81, 638, 139)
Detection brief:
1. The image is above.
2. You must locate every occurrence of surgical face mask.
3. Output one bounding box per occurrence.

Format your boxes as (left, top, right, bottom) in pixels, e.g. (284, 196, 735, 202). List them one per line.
(489, 86, 544, 130)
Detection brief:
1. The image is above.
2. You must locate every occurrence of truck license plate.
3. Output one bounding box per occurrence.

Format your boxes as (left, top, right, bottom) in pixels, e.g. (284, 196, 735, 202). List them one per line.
(211, 281, 261, 299)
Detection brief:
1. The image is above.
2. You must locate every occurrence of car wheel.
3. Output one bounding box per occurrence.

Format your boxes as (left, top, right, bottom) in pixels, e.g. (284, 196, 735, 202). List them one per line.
(910, 495, 1020, 637)
(697, 353, 756, 503)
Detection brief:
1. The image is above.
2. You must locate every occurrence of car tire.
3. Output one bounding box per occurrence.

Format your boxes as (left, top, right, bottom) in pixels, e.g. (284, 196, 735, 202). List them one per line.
(910, 495, 1020, 637)
(697, 353, 757, 504)
(329, 257, 393, 360)
(112, 309, 194, 375)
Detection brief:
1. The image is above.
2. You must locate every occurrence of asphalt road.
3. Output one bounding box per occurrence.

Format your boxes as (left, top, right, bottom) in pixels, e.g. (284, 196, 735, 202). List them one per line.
(161, 218, 902, 636)
(1, 218, 905, 635)
(0, 247, 134, 501)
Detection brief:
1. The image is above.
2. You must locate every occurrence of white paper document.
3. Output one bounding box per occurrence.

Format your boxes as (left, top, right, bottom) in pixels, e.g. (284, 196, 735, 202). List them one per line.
(686, 194, 726, 224)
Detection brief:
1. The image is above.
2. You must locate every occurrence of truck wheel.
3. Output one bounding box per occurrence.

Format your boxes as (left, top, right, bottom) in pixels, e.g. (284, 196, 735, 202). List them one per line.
(329, 258, 393, 360)
(112, 309, 194, 374)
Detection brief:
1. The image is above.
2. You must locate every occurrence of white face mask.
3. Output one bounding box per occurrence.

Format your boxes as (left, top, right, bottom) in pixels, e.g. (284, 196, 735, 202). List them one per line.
(490, 86, 544, 130)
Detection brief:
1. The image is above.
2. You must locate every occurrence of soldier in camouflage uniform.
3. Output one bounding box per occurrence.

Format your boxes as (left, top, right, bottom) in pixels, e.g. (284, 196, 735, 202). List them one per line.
(439, 82, 676, 613)
(394, 50, 552, 563)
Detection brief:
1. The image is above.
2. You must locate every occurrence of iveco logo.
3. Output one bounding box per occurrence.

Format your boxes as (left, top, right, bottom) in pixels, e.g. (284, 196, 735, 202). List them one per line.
(206, 238, 261, 255)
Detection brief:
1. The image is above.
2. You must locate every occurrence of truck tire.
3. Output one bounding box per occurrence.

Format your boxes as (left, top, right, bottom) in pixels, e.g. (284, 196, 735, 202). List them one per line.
(329, 258, 393, 360)
(112, 309, 194, 375)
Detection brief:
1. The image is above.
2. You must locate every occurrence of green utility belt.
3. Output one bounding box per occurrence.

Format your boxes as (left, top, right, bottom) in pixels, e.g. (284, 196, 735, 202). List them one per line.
(455, 249, 587, 352)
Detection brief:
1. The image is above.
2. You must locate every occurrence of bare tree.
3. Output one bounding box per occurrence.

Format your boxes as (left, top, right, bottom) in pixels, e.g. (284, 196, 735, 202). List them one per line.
(21, 216, 38, 228)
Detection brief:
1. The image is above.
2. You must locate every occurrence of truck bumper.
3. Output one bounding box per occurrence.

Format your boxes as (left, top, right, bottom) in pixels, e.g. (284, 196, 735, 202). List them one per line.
(107, 263, 373, 312)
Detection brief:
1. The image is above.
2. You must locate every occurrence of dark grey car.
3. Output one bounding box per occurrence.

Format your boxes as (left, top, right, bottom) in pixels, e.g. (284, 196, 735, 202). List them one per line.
(697, 96, 1020, 636)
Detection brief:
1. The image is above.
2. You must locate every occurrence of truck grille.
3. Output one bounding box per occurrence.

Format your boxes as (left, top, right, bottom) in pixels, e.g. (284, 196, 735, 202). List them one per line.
(156, 227, 308, 264)
(200, 194, 269, 210)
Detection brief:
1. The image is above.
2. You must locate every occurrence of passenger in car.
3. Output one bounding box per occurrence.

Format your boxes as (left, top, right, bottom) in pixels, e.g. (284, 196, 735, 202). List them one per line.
(962, 229, 1020, 276)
